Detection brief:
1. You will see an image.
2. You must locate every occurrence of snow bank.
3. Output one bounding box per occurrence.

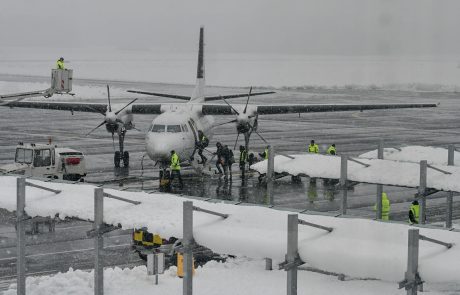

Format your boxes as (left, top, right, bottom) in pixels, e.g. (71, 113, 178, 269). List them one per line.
(0, 176, 460, 283)
(4, 258, 424, 295)
(251, 153, 460, 192)
(359, 145, 460, 166)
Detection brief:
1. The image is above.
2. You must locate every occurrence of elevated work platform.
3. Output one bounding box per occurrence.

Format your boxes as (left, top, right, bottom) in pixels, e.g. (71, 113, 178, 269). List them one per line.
(251, 153, 460, 192)
(0, 69, 73, 105)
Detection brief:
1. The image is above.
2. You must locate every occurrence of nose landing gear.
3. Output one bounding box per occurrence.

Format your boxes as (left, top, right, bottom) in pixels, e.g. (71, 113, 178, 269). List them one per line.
(114, 129, 129, 168)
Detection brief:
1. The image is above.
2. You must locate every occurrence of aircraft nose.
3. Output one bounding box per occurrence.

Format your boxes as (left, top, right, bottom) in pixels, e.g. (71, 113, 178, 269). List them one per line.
(146, 134, 176, 161)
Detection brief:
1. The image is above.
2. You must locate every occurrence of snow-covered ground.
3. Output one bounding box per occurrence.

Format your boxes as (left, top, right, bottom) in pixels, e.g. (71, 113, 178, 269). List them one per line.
(3, 258, 449, 295)
(251, 152, 460, 192)
(0, 175, 459, 284)
(359, 145, 460, 166)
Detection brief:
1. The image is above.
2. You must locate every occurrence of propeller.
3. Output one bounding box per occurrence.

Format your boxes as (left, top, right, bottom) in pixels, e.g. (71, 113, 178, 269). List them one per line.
(217, 86, 261, 151)
(86, 85, 136, 136)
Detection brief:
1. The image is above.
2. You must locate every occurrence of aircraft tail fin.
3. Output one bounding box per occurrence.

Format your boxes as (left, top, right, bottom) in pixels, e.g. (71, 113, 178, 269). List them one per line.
(190, 27, 205, 102)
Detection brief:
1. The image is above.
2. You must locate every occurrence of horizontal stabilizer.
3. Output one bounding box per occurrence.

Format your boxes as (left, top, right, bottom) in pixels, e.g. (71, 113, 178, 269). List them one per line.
(127, 90, 190, 100)
(204, 91, 275, 102)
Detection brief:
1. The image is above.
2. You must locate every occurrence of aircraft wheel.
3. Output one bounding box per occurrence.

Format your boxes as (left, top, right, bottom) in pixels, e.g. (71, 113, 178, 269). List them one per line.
(114, 151, 121, 168)
(123, 151, 129, 167)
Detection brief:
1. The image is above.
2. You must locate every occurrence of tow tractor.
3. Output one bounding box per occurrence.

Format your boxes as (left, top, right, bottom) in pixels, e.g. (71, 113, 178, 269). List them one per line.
(0, 68, 73, 104)
(132, 227, 227, 268)
(0, 142, 86, 181)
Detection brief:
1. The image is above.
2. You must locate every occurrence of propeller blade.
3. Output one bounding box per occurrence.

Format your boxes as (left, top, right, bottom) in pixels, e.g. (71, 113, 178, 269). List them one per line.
(254, 130, 268, 144)
(86, 120, 106, 136)
(215, 118, 238, 127)
(220, 96, 240, 115)
(243, 86, 253, 114)
(107, 85, 112, 112)
(115, 98, 138, 115)
(233, 132, 240, 150)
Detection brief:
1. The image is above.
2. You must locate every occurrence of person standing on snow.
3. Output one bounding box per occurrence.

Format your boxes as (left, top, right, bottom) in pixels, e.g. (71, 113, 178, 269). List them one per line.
(374, 192, 390, 220)
(408, 200, 420, 224)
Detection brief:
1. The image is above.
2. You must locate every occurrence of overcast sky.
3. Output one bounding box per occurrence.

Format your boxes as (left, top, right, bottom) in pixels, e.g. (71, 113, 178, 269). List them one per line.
(1, 0, 460, 55)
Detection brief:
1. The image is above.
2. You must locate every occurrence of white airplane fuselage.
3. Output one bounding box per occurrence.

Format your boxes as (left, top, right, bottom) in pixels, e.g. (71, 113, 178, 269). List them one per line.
(145, 104, 215, 166)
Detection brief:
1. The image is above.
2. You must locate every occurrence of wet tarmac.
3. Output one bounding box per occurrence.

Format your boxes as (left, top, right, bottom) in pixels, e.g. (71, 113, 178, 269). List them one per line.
(1, 76, 460, 286)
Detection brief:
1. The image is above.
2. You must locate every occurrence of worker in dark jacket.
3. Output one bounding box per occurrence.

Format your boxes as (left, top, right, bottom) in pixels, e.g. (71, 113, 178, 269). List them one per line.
(409, 200, 420, 224)
(215, 142, 225, 175)
(224, 145, 234, 180)
(191, 130, 209, 165)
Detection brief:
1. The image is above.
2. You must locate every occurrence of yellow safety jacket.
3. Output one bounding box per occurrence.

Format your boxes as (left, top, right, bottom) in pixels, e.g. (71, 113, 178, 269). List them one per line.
(308, 144, 319, 153)
(409, 204, 420, 224)
(374, 192, 390, 220)
(264, 148, 269, 160)
(239, 150, 248, 163)
(326, 145, 336, 155)
(56, 60, 65, 69)
(170, 153, 181, 171)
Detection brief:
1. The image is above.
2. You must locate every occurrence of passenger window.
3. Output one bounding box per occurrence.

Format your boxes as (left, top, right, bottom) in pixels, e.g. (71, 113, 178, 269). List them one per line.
(151, 125, 166, 133)
(167, 125, 181, 133)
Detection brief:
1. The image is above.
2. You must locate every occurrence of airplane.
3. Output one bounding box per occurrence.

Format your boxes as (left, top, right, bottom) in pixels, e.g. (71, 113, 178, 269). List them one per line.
(0, 27, 438, 181)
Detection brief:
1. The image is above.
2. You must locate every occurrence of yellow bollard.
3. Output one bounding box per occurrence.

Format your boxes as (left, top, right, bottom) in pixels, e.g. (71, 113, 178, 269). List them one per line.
(177, 253, 195, 278)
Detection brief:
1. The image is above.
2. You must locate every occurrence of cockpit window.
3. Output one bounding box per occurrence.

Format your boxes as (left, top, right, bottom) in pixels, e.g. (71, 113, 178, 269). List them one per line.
(151, 124, 166, 133)
(167, 125, 182, 133)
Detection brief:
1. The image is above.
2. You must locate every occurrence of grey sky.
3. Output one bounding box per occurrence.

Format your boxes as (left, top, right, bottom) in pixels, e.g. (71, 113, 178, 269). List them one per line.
(1, 0, 460, 55)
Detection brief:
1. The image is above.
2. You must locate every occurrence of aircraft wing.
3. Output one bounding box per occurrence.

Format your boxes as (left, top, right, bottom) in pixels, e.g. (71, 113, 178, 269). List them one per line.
(3, 101, 109, 114)
(1, 101, 164, 115)
(126, 90, 275, 101)
(201, 102, 438, 115)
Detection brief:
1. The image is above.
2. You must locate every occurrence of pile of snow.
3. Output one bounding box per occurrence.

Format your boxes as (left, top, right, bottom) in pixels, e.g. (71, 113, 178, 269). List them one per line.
(251, 153, 460, 192)
(5, 258, 431, 295)
(359, 145, 460, 166)
(0, 176, 460, 283)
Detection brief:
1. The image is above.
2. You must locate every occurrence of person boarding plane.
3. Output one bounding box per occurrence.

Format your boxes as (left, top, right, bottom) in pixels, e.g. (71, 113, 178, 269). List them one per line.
(0, 27, 438, 183)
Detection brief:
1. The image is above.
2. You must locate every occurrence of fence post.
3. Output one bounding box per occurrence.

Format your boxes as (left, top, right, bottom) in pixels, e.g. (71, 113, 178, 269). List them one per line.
(94, 188, 104, 295)
(16, 178, 26, 295)
(405, 229, 420, 295)
(340, 155, 348, 215)
(267, 145, 275, 205)
(419, 161, 427, 224)
(446, 145, 454, 228)
(183, 201, 194, 295)
(287, 214, 298, 295)
(376, 141, 383, 219)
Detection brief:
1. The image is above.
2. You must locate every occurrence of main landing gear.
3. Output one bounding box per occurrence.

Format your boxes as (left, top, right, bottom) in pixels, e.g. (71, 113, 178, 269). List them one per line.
(114, 129, 129, 168)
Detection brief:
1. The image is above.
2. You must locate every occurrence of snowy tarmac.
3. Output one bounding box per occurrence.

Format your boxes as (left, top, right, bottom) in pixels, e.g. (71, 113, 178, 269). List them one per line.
(1, 76, 460, 290)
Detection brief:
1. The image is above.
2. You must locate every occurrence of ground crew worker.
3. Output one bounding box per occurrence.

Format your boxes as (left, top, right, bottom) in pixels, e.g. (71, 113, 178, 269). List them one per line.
(191, 130, 209, 165)
(56, 57, 65, 69)
(215, 142, 225, 175)
(239, 145, 248, 178)
(373, 192, 391, 220)
(308, 140, 319, 153)
(224, 145, 234, 180)
(170, 150, 183, 188)
(259, 146, 269, 160)
(409, 200, 420, 224)
(326, 144, 336, 155)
